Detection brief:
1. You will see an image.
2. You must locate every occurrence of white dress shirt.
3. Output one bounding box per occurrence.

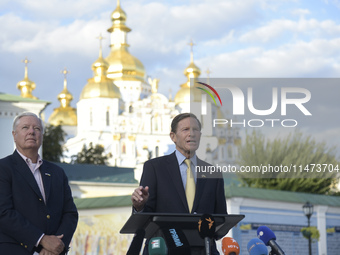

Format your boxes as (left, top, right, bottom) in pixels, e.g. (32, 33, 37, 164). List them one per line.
(16, 150, 45, 254)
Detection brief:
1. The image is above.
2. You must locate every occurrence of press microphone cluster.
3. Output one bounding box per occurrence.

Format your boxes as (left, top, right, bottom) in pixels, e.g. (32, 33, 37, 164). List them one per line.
(247, 238, 268, 255)
(198, 214, 216, 255)
(221, 237, 240, 255)
(257, 226, 285, 255)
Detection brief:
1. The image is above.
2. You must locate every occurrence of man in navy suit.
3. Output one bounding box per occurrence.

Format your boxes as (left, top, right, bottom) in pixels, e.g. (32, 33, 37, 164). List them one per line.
(0, 112, 78, 255)
(131, 113, 227, 254)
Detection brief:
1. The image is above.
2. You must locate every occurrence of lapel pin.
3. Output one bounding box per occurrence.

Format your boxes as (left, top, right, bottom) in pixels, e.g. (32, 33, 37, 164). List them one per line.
(45, 173, 51, 177)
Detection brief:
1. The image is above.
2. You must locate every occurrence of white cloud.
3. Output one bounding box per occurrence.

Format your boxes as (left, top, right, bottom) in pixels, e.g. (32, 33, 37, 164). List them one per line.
(0, 13, 51, 49)
(204, 30, 235, 47)
(239, 17, 340, 44)
(291, 8, 310, 16)
(323, 0, 340, 8)
(0, 13, 109, 56)
(125, 0, 261, 55)
(11, 0, 111, 19)
(197, 38, 340, 77)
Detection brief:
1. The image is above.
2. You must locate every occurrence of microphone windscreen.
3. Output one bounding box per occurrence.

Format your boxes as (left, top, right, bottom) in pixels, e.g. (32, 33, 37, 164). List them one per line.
(221, 237, 240, 255)
(127, 228, 145, 255)
(162, 227, 191, 255)
(148, 237, 168, 255)
(257, 226, 276, 245)
(198, 214, 216, 239)
(247, 238, 268, 255)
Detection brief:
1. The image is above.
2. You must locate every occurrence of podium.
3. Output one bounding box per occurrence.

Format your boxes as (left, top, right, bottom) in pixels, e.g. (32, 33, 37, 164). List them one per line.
(120, 213, 244, 247)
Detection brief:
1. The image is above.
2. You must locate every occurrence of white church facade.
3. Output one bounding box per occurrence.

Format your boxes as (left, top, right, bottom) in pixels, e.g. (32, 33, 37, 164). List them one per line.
(46, 0, 241, 171)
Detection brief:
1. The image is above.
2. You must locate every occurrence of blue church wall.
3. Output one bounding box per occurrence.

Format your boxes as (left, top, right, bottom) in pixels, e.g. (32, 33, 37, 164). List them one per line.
(326, 226, 340, 255)
(239, 206, 316, 225)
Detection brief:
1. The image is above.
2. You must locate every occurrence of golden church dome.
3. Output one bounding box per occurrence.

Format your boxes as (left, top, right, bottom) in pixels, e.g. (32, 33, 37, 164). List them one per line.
(17, 77, 36, 99)
(174, 82, 206, 105)
(184, 61, 201, 78)
(105, 0, 145, 82)
(49, 68, 77, 126)
(106, 48, 145, 81)
(80, 78, 121, 99)
(93, 54, 108, 71)
(80, 45, 121, 100)
(174, 42, 202, 105)
(174, 85, 190, 105)
(17, 58, 37, 99)
(49, 107, 77, 126)
(111, 0, 127, 23)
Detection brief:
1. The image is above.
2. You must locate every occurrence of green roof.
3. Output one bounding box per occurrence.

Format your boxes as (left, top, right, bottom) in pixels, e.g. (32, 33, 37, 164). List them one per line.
(0, 92, 50, 104)
(74, 195, 132, 209)
(225, 185, 340, 207)
(55, 162, 138, 184)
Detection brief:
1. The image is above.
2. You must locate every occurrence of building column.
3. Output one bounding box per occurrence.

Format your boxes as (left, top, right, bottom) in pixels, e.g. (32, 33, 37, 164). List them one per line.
(226, 197, 243, 239)
(227, 197, 243, 215)
(316, 205, 328, 255)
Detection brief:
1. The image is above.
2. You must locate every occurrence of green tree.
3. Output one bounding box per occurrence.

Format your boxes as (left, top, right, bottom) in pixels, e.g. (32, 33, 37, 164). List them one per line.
(237, 130, 339, 194)
(43, 124, 66, 162)
(71, 142, 111, 165)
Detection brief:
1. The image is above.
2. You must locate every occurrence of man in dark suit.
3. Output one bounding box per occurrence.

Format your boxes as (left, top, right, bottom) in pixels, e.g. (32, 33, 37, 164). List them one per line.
(131, 113, 227, 254)
(0, 112, 78, 255)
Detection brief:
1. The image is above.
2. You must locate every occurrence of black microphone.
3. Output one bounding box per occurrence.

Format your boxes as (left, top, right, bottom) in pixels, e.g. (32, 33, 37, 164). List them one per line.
(127, 228, 145, 255)
(162, 227, 191, 255)
(257, 226, 285, 255)
(198, 214, 216, 255)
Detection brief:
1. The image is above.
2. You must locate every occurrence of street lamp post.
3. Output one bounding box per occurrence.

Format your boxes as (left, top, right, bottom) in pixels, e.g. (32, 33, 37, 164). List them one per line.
(303, 201, 314, 255)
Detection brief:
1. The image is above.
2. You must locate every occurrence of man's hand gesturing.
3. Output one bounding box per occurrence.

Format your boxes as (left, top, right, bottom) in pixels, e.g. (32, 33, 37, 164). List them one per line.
(131, 186, 149, 212)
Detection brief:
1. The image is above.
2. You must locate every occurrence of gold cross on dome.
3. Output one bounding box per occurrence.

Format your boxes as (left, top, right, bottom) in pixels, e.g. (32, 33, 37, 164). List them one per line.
(22, 57, 31, 78)
(96, 33, 106, 56)
(61, 67, 69, 79)
(187, 39, 196, 62)
(22, 57, 31, 66)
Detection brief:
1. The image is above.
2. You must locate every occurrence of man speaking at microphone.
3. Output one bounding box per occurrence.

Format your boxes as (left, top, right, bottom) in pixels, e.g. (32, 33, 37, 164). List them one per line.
(131, 113, 227, 255)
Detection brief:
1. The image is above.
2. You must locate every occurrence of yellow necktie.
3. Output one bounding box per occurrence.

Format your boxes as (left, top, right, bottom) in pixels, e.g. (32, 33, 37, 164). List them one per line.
(185, 159, 195, 212)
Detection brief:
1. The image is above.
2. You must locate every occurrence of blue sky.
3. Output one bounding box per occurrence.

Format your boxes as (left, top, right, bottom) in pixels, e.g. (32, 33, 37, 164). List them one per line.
(1, 0, 340, 154)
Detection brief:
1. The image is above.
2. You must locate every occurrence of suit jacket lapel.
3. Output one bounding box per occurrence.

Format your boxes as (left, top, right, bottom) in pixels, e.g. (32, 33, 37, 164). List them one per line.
(165, 152, 189, 212)
(12, 151, 43, 200)
(192, 157, 207, 212)
(40, 163, 51, 202)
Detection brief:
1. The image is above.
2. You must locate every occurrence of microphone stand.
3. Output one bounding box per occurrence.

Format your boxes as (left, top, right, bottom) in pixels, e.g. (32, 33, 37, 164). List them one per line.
(269, 249, 278, 255)
(204, 237, 211, 255)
